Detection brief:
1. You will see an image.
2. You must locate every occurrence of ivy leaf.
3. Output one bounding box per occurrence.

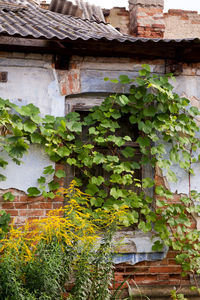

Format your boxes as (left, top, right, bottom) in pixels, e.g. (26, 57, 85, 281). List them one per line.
(42, 191, 55, 199)
(121, 147, 135, 158)
(67, 158, 77, 165)
(118, 95, 130, 106)
(37, 176, 46, 184)
(3, 192, 15, 201)
(0, 158, 8, 169)
(27, 187, 41, 197)
(136, 136, 150, 147)
(55, 169, 66, 178)
(90, 176, 104, 186)
(93, 153, 105, 164)
(143, 106, 157, 117)
(16, 103, 40, 118)
(138, 221, 152, 233)
(152, 240, 164, 251)
(48, 180, 59, 191)
(0, 174, 6, 181)
(30, 133, 43, 144)
(141, 64, 151, 72)
(57, 147, 71, 158)
(43, 165, 55, 175)
(66, 121, 82, 133)
(142, 177, 154, 188)
(23, 120, 37, 133)
(85, 184, 99, 196)
(90, 197, 104, 207)
(110, 188, 123, 199)
(43, 115, 55, 123)
(129, 115, 137, 124)
(119, 75, 131, 84)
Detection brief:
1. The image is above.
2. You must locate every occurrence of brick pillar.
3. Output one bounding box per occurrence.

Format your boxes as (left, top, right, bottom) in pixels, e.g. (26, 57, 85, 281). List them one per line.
(129, 0, 165, 38)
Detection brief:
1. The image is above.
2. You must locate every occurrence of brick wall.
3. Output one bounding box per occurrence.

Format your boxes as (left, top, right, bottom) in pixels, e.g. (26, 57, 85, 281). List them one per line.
(104, 7, 129, 34)
(0, 164, 64, 226)
(164, 9, 200, 39)
(129, 0, 165, 38)
(103, 1, 200, 39)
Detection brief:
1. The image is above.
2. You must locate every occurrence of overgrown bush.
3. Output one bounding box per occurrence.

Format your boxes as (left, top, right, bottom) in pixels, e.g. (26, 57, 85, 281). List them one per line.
(0, 181, 127, 299)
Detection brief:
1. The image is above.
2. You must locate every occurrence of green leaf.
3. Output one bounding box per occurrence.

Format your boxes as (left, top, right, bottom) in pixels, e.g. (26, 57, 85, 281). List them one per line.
(37, 176, 46, 184)
(119, 75, 131, 84)
(138, 221, 152, 233)
(85, 184, 99, 196)
(136, 136, 150, 147)
(66, 158, 77, 165)
(118, 95, 130, 106)
(23, 120, 37, 133)
(93, 153, 105, 164)
(152, 240, 164, 251)
(27, 187, 41, 197)
(43, 115, 55, 123)
(90, 176, 104, 186)
(110, 188, 123, 199)
(110, 79, 119, 83)
(0, 158, 8, 169)
(30, 133, 43, 144)
(143, 106, 157, 117)
(142, 177, 154, 188)
(3, 192, 15, 202)
(48, 180, 59, 191)
(141, 64, 151, 72)
(56, 146, 71, 158)
(66, 121, 82, 132)
(121, 147, 135, 158)
(43, 165, 55, 175)
(55, 169, 66, 178)
(0, 174, 6, 181)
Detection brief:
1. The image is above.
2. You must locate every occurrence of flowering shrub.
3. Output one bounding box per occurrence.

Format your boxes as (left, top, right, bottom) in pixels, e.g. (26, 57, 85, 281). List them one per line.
(0, 181, 127, 299)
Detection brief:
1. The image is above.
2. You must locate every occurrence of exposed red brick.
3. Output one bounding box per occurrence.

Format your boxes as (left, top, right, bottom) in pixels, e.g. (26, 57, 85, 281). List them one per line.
(2, 202, 15, 209)
(15, 202, 28, 209)
(149, 266, 182, 274)
(6, 209, 18, 216)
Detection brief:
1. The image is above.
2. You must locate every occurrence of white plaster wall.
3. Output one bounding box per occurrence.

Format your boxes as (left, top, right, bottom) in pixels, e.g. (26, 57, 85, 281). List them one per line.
(0, 53, 65, 117)
(163, 75, 200, 195)
(0, 145, 55, 192)
(0, 53, 63, 192)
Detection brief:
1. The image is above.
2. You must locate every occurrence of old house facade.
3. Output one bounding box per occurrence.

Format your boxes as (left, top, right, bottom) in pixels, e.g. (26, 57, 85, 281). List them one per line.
(0, 0, 200, 298)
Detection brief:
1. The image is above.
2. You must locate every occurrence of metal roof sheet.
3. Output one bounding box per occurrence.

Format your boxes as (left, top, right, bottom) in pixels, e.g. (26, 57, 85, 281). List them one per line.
(0, 0, 199, 44)
(49, 0, 105, 22)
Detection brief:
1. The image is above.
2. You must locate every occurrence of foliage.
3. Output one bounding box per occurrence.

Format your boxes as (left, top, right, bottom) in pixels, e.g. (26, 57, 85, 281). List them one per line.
(0, 181, 127, 299)
(1, 64, 200, 297)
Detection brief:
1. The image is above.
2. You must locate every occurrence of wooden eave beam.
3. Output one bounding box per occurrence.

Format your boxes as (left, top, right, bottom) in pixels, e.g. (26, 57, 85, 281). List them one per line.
(0, 35, 199, 63)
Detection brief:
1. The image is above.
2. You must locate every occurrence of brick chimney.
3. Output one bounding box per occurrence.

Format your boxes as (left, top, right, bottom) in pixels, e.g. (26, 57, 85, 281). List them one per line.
(129, 0, 165, 38)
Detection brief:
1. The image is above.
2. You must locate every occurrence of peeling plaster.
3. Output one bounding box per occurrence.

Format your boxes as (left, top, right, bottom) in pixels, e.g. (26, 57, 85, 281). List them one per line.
(163, 75, 200, 195)
(0, 55, 63, 191)
(0, 145, 55, 193)
(0, 56, 65, 117)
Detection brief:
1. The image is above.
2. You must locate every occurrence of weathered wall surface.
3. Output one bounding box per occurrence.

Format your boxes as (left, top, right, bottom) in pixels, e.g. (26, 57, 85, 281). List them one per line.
(0, 52, 65, 117)
(103, 3, 200, 39)
(164, 10, 200, 39)
(104, 7, 129, 34)
(0, 52, 65, 224)
(1, 53, 200, 294)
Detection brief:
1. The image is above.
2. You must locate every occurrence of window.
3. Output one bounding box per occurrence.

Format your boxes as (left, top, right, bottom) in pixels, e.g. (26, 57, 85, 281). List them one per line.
(65, 97, 154, 199)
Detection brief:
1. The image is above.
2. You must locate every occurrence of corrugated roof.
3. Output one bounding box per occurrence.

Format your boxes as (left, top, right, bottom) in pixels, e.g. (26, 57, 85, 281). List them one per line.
(0, 0, 39, 9)
(0, 0, 199, 44)
(0, 1, 126, 40)
(49, 0, 105, 22)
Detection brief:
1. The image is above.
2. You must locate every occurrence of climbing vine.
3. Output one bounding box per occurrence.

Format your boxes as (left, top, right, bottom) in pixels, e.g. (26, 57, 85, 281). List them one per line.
(1, 64, 200, 296)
